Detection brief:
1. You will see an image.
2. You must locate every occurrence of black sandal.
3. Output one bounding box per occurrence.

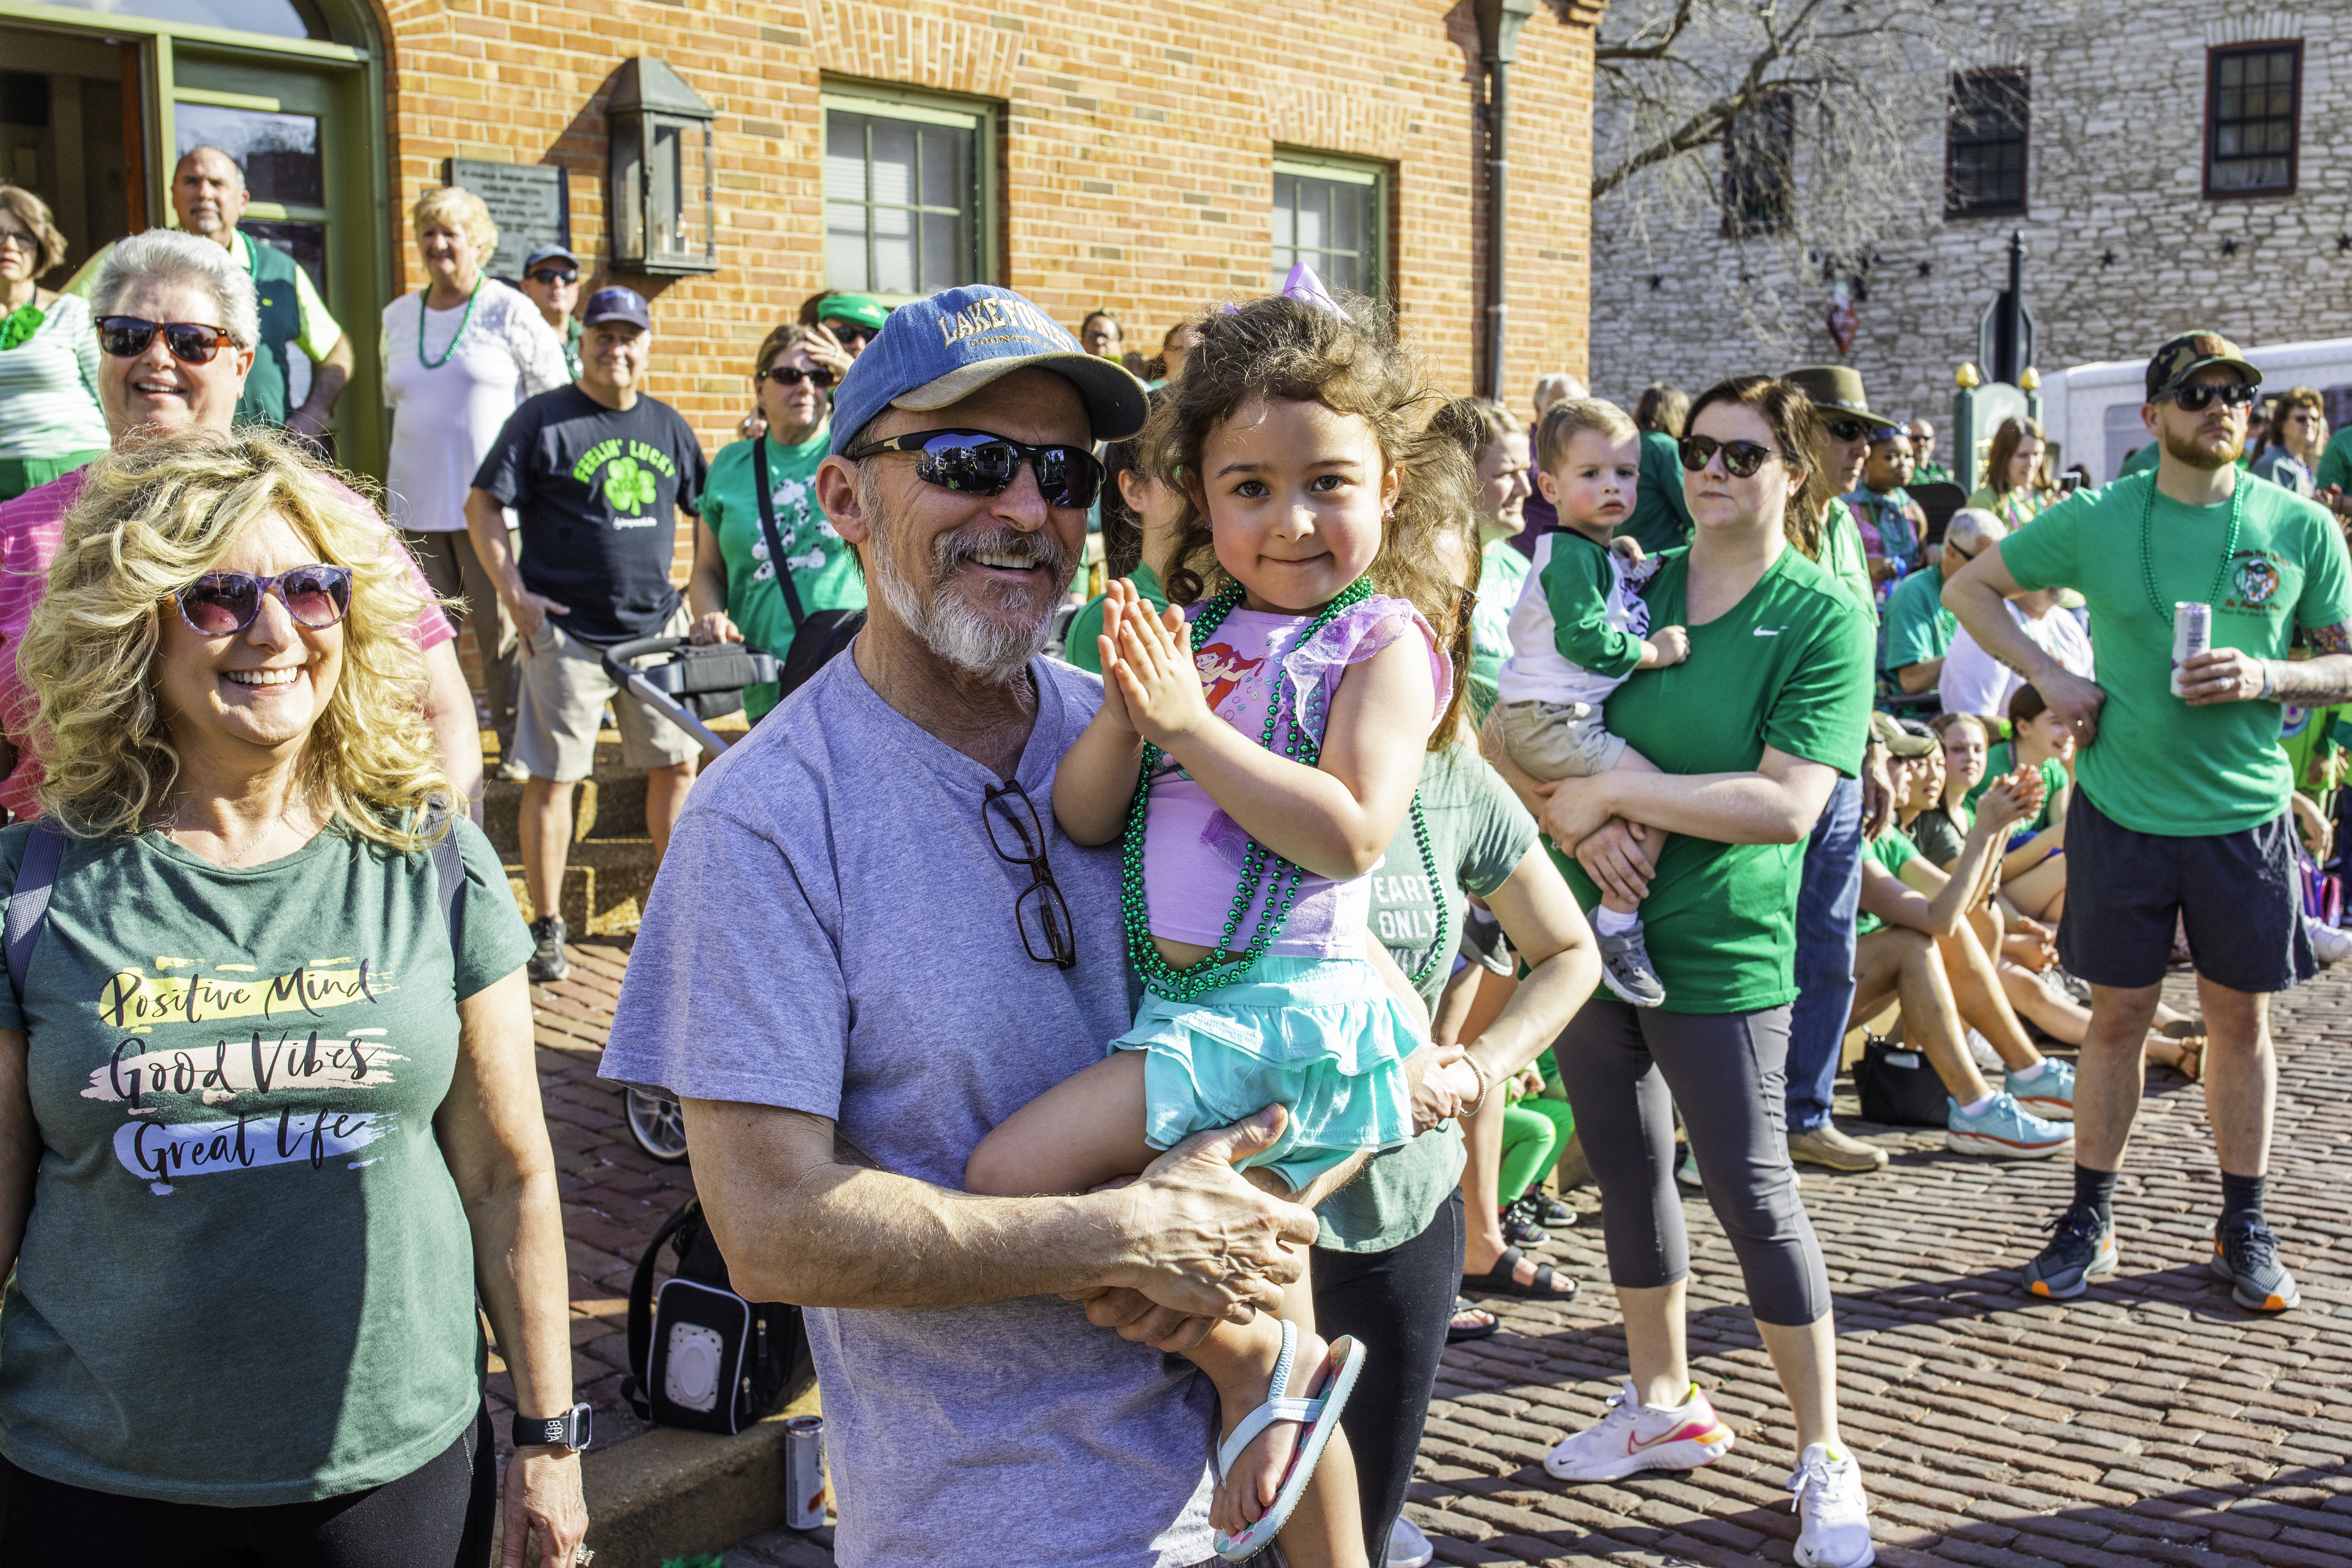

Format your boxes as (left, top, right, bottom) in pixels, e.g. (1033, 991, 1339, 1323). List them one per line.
(1461, 1246, 1579, 1302)
(1447, 1295, 1499, 1342)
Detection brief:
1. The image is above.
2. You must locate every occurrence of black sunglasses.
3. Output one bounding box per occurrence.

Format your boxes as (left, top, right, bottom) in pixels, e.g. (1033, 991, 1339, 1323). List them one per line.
(756, 364, 836, 389)
(1678, 434, 1791, 479)
(825, 323, 877, 347)
(96, 316, 237, 365)
(175, 565, 353, 638)
(527, 267, 579, 286)
(983, 779, 1076, 968)
(2166, 382, 2257, 412)
(1821, 418, 1871, 443)
(846, 428, 1104, 510)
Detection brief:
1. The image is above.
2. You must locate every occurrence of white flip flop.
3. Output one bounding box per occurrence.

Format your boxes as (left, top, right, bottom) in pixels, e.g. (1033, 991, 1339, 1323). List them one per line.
(1212, 1319, 1369, 1562)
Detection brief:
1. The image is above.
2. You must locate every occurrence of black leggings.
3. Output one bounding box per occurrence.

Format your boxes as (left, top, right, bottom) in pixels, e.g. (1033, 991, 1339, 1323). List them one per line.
(1312, 1186, 1463, 1549)
(1557, 999, 1831, 1327)
(0, 1403, 497, 1566)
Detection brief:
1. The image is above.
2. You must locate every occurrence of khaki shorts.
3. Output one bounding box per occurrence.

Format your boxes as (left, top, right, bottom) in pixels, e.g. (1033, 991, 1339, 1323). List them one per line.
(1498, 697, 1627, 781)
(512, 604, 701, 782)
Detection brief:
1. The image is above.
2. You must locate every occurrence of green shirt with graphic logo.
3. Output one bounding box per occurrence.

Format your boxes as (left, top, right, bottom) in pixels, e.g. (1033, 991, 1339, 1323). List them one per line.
(1554, 545, 1874, 1013)
(2000, 471, 2352, 837)
(1319, 744, 1534, 1253)
(701, 427, 867, 720)
(0, 817, 533, 1505)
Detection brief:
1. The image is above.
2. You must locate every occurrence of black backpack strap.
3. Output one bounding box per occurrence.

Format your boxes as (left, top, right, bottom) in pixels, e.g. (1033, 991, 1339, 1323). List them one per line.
(753, 436, 812, 632)
(6, 819, 65, 1008)
(623, 1196, 706, 1418)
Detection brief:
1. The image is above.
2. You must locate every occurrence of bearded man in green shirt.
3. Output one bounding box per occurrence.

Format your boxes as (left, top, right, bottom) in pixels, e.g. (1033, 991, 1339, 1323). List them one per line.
(1948, 330, 2352, 1317)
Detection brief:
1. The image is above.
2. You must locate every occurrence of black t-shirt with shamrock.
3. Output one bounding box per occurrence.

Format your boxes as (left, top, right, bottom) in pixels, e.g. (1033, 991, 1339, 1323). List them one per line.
(473, 385, 709, 645)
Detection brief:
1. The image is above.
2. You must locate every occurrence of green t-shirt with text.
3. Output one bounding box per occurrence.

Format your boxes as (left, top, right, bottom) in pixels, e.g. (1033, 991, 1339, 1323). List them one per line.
(1553, 546, 1873, 1013)
(1854, 825, 1921, 937)
(1468, 538, 1531, 723)
(0, 817, 533, 1505)
(1881, 565, 1955, 674)
(700, 427, 868, 720)
(1062, 561, 1169, 676)
(1319, 745, 1535, 1253)
(1999, 472, 2352, 836)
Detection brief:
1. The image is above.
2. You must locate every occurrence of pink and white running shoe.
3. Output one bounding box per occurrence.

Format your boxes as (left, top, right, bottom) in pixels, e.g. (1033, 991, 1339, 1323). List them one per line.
(1543, 1380, 1736, 1482)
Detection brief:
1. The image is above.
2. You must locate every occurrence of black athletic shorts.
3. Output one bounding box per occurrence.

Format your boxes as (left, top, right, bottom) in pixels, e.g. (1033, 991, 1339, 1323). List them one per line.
(2057, 788, 2315, 994)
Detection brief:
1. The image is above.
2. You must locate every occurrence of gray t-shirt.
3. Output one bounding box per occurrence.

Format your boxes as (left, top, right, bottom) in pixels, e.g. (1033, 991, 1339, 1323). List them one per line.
(600, 652, 1214, 1568)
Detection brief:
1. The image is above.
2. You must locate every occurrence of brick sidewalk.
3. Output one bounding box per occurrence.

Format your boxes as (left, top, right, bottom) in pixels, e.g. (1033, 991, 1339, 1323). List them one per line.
(643, 964, 2352, 1568)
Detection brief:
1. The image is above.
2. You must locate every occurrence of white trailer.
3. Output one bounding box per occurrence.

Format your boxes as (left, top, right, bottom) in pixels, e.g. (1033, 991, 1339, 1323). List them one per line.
(2038, 337, 2352, 485)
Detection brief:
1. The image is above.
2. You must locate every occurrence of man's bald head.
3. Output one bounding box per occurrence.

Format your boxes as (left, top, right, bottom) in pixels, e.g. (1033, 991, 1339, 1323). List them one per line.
(172, 146, 248, 249)
(1944, 507, 2005, 560)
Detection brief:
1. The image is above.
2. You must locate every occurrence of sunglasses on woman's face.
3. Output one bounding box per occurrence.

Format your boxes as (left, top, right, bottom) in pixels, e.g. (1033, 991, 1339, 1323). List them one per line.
(96, 316, 237, 365)
(175, 565, 353, 638)
(2166, 381, 2257, 413)
(756, 364, 836, 389)
(1678, 435, 1787, 479)
(845, 428, 1104, 510)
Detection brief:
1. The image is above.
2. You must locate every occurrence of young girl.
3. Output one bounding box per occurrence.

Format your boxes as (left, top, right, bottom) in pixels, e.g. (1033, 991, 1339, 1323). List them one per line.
(965, 287, 1480, 1563)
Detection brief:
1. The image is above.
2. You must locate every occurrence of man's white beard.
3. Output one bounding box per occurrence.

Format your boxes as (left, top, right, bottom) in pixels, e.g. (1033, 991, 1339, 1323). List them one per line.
(870, 517, 1074, 681)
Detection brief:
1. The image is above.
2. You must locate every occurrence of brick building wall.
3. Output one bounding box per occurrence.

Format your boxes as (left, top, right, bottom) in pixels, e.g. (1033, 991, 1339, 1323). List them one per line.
(1587, 3, 2352, 456)
(373, 0, 1603, 492)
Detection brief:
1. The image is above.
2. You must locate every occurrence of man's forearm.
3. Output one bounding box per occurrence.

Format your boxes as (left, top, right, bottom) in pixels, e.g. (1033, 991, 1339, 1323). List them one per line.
(2266, 652, 2352, 704)
(463, 493, 526, 602)
(1897, 658, 1942, 694)
(1944, 578, 2058, 684)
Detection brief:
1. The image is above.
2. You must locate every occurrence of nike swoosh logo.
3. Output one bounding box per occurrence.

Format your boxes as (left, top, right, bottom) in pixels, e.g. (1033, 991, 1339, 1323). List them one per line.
(1754, 627, 1782, 637)
(1629, 1419, 1723, 1452)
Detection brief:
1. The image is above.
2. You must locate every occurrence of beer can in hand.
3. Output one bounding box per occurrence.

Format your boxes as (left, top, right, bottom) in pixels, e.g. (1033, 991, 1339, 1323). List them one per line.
(2171, 602, 2211, 697)
(785, 1414, 828, 1530)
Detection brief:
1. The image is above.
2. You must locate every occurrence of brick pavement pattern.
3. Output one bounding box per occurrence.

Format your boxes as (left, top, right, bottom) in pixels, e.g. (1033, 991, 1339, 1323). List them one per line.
(706, 966, 2352, 1566)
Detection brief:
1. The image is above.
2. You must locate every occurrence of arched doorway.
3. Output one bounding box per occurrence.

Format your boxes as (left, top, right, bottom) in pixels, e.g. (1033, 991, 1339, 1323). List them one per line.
(0, 0, 392, 473)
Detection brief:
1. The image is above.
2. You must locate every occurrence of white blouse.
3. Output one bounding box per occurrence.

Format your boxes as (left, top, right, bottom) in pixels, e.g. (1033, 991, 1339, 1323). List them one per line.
(380, 279, 569, 533)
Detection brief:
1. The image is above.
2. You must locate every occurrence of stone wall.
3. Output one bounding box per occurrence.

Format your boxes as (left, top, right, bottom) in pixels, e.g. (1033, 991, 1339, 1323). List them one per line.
(1587, 2, 2352, 453)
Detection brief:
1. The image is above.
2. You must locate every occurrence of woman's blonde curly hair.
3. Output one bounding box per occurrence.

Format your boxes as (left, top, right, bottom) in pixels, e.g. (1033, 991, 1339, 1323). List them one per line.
(20, 431, 456, 849)
(1149, 291, 1472, 655)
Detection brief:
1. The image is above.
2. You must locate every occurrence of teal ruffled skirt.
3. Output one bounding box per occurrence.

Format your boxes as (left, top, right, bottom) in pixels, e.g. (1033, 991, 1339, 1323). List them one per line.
(1113, 955, 1420, 1192)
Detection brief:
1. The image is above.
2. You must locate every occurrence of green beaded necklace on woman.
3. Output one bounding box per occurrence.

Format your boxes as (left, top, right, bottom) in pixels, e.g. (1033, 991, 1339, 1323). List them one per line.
(418, 274, 484, 371)
(1120, 575, 1447, 1000)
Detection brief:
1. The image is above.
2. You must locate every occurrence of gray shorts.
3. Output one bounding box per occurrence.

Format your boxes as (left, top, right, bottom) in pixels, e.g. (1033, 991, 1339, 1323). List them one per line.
(512, 604, 701, 782)
(1498, 698, 1628, 781)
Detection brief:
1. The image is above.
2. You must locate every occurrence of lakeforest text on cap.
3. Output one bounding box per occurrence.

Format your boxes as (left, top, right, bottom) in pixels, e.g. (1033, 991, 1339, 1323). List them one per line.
(830, 284, 1148, 457)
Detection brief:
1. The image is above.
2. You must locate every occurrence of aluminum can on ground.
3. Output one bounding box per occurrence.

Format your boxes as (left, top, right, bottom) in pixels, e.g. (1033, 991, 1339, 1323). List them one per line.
(784, 1414, 828, 1530)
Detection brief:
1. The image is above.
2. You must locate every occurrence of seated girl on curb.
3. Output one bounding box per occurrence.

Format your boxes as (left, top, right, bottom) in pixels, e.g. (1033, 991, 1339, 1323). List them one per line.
(966, 279, 1481, 1565)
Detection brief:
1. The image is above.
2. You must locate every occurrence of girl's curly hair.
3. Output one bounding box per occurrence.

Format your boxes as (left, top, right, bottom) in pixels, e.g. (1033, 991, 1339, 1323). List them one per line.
(20, 430, 457, 848)
(1148, 293, 1472, 656)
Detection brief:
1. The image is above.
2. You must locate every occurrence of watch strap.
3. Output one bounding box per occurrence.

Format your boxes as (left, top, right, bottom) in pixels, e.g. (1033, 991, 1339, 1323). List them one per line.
(512, 1403, 591, 1452)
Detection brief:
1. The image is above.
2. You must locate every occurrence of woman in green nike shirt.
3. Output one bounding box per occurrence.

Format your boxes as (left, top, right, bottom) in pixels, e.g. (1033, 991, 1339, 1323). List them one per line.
(1503, 376, 1881, 1559)
(687, 323, 868, 720)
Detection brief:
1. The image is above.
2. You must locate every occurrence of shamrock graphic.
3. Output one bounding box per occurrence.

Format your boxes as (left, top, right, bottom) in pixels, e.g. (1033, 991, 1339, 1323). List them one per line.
(603, 456, 658, 514)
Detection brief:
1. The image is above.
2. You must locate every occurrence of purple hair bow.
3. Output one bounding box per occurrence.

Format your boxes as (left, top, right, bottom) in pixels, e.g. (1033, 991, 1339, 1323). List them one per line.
(1222, 261, 1349, 317)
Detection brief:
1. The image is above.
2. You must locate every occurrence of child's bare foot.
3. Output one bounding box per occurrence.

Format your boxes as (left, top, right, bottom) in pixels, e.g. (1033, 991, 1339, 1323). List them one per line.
(1207, 1318, 1331, 1536)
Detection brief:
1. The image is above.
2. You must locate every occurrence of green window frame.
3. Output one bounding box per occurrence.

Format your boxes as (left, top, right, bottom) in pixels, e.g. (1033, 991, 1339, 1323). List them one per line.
(822, 82, 995, 303)
(1271, 151, 1386, 299)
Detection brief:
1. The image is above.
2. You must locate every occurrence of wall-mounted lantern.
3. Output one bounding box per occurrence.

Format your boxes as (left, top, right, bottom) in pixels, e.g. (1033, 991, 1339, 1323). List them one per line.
(608, 56, 718, 275)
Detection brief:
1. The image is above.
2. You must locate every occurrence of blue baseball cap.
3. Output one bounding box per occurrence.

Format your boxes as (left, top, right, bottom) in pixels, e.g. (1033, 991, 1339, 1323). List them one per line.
(830, 284, 1148, 456)
(581, 285, 651, 331)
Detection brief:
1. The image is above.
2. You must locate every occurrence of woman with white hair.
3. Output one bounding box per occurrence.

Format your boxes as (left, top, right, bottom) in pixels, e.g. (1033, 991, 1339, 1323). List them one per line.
(382, 186, 568, 773)
(0, 432, 588, 1563)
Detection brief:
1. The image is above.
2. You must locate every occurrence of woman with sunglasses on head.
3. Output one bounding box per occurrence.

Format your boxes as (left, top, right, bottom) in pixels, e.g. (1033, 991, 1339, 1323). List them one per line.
(686, 324, 866, 720)
(0, 431, 586, 1567)
(0, 230, 477, 825)
(380, 186, 570, 777)
(0, 186, 109, 504)
(1492, 376, 1880, 1568)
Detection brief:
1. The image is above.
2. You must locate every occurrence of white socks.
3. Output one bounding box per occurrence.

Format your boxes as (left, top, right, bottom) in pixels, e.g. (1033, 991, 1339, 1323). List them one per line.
(2012, 1058, 2049, 1083)
(1594, 905, 1639, 936)
(1959, 1092, 1997, 1118)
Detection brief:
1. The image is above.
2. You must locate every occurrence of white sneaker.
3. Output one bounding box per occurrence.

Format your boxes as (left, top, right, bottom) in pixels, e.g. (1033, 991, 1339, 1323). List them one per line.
(2309, 917, 2352, 966)
(1965, 1027, 2002, 1073)
(1543, 1380, 1735, 1482)
(1789, 1442, 1875, 1568)
(1387, 1513, 1434, 1568)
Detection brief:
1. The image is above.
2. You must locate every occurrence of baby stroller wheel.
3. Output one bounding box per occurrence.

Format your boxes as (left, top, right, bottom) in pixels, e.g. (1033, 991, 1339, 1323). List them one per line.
(625, 1086, 691, 1163)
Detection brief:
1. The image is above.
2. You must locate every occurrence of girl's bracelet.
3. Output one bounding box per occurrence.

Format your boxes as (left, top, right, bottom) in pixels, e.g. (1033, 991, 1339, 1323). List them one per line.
(1459, 1052, 1494, 1118)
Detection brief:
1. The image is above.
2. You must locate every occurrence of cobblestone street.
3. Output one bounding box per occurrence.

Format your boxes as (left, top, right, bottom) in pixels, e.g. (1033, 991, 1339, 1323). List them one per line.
(533, 946, 2352, 1567)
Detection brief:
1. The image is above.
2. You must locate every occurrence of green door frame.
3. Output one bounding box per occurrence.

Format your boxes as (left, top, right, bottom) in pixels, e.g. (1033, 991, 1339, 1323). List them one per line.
(0, 0, 392, 478)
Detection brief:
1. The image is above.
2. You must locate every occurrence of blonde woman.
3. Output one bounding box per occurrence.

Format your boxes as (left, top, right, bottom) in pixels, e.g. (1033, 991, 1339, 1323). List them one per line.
(0, 433, 586, 1565)
(0, 185, 108, 501)
(381, 185, 568, 771)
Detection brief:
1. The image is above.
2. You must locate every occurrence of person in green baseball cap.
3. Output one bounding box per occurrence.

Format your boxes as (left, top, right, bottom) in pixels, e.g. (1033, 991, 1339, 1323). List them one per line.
(1946, 326, 2352, 1316)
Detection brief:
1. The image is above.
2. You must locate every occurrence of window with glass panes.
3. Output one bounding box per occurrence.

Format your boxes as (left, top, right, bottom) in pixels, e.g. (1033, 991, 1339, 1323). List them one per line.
(823, 90, 986, 297)
(1271, 156, 1383, 296)
(2206, 43, 2299, 197)
(1946, 70, 2027, 217)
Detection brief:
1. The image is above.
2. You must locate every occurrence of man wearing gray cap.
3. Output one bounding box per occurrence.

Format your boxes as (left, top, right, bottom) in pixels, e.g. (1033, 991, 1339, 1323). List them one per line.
(599, 285, 1365, 1568)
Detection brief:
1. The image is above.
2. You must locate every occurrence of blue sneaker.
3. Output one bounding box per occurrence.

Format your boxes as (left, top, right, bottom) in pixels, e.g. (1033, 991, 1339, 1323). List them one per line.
(2212, 1216, 2299, 1312)
(1946, 1092, 2072, 1159)
(2005, 1057, 2075, 1122)
(2023, 1203, 2117, 1300)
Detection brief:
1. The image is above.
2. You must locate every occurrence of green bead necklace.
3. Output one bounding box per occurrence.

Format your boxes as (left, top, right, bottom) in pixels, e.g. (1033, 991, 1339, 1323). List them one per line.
(2137, 468, 2246, 624)
(418, 275, 484, 371)
(1120, 577, 1449, 998)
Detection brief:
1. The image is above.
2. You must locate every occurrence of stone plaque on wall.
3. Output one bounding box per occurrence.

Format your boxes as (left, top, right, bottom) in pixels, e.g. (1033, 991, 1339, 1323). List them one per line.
(443, 158, 571, 281)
